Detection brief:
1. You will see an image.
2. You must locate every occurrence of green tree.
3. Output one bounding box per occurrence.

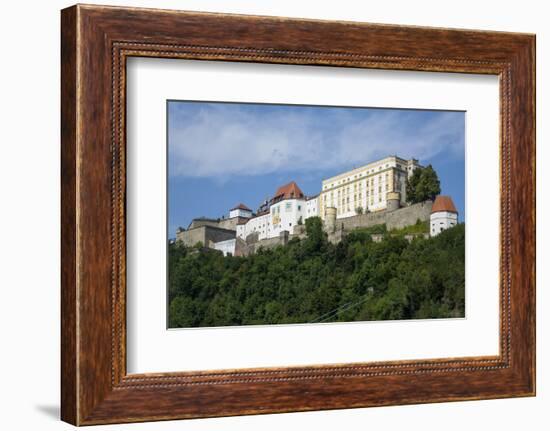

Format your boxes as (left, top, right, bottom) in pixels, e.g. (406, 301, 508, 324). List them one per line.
(406, 165, 441, 203)
(355, 206, 364, 215)
(406, 167, 421, 203)
(304, 216, 325, 253)
(167, 220, 464, 329)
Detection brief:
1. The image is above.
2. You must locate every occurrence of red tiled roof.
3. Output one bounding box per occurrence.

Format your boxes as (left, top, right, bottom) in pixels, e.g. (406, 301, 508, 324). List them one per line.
(231, 203, 252, 211)
(431, 195, 458, 214)
(272, 181, 304, 201)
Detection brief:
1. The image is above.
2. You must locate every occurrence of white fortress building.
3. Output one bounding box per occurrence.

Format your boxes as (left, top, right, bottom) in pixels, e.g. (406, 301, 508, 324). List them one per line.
(236, 181, 319, 241)
(229, 203, 253, 219)
(430, 195, 459, 236)
(176, 155, 458, 254)
(319, 155, 421, 219)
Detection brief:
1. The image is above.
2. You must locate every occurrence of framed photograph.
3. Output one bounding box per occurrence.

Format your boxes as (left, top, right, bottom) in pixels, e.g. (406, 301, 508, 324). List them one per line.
(61, 4, 535, 425)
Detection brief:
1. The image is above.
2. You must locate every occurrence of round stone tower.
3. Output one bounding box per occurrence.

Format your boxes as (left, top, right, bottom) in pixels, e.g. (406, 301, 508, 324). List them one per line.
(324, 206, 337, 233)
(386, 191, 401, 212)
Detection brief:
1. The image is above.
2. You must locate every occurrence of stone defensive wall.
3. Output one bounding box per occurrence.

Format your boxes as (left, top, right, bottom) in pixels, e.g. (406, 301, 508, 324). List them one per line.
(176, 225, 236, 248)
(236, 231, 294, 256)
(178, 200, 433, 256)
(240, 200, 433, 254)
(188, 216, 248, 231)
(336, 200, 433, 232)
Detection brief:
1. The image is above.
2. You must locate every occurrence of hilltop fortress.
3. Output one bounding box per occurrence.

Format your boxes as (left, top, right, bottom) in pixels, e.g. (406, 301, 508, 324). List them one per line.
(175, 155, 459, 256)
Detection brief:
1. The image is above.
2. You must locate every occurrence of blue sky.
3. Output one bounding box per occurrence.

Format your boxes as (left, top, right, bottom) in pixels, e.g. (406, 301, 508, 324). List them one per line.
(168, 101, 465, 238)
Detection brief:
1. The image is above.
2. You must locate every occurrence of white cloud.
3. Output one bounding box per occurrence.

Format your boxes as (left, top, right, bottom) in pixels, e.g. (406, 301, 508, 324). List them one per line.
(335, 110, 465, 165)
(168, 104, 464, 178)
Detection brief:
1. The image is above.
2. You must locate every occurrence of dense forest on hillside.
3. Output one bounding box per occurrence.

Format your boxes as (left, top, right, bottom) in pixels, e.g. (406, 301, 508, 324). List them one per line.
(168, 217, 465, 328)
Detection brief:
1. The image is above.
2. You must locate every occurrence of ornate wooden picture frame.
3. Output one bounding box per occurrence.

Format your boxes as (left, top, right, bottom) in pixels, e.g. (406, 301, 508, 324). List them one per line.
(61, 4, 535, 425)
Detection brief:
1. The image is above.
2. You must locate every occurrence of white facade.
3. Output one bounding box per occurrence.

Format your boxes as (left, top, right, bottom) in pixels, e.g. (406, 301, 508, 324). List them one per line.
(305, 196, 319, 220)
(212, 238, 236, 256)
(238, 212, 270, 240)
(237, 196, 320, 241)
(430, 211, 458, 237)
(236, 223, 246, 239)
(319, 156, 420, 219)
(229, 208, 252, 219)
(269, 198, 305, 237)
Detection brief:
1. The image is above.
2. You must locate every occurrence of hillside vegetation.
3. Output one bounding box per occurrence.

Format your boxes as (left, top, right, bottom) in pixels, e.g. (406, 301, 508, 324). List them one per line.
(168, 217, 465, 328)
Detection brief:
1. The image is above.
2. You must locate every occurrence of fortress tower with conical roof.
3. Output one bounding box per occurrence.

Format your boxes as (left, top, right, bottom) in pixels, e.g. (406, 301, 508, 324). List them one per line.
(430, 195, 458, 237)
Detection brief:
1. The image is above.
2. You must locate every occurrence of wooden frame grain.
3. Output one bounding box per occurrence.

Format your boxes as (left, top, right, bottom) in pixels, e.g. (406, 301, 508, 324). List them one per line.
(61, 4, 536, 426)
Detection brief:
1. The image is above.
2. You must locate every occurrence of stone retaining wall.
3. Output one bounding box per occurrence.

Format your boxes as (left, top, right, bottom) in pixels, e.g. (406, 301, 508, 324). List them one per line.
(337, 200, 432, 232)
(176, 225, 236, 248)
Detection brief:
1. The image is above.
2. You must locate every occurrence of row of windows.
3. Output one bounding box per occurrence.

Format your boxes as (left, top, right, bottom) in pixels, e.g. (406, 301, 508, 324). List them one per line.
(270, 202, 303, 214)
(325, 187, 389, 205)
(248, 203, 311, 233)
(323, 165, 392, 190)
(321, 162, 411, 191)
(330, 195, 385, 214)
(248, 220, 301, 238)
(325, 173, 396, 194)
